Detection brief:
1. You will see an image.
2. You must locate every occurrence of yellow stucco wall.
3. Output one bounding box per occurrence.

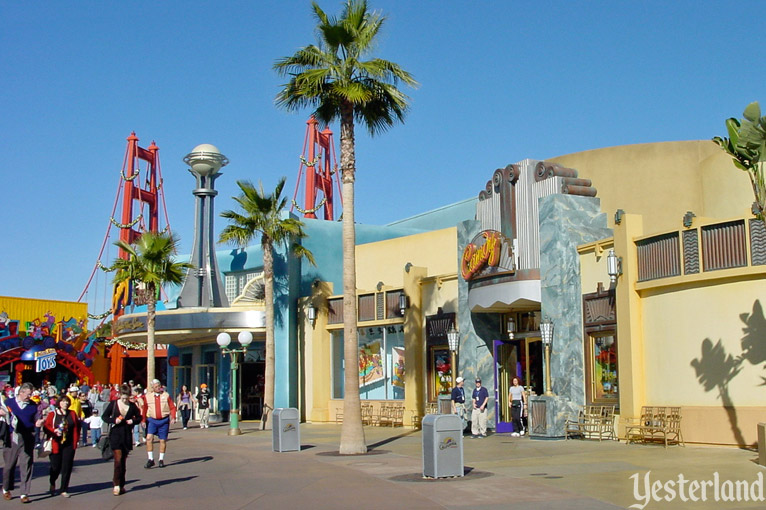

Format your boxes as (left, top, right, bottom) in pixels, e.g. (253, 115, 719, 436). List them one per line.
(638, 274, 766, 445)
(550, 141, 753, 233)
(356, 227, 457, 291)
(603, 209, 766, 446)
(307, 228, 459, 425)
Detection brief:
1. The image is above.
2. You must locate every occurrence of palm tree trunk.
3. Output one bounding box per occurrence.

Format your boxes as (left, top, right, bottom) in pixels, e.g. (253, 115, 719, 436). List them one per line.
(262, 238, 275, 430)
(338, 104, 366, 455)
(146, 282, 156, 385)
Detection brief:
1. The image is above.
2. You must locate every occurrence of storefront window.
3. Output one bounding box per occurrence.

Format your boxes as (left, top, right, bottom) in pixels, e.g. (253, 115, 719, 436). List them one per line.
(590, 332, 618, 402)
(331, 327, 405, 400)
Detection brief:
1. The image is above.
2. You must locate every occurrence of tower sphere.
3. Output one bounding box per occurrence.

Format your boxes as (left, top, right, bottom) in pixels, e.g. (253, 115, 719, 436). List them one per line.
(183, 143, 229, 177)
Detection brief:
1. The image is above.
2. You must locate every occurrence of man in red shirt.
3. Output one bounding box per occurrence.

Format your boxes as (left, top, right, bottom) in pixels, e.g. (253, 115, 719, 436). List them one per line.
(141, 379, 176, 468)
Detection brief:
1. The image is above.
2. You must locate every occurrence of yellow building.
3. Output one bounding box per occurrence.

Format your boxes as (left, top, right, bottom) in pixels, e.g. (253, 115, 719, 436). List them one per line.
(301, 140, 761, 446)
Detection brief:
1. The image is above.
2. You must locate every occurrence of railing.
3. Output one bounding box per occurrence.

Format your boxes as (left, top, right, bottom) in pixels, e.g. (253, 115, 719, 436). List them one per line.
(636, 217, 766, 283)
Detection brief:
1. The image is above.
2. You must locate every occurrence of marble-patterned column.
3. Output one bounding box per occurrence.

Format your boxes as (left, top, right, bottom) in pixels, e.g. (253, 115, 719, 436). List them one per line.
(536, 194, 612, 436)
(457, 220, 502, 428)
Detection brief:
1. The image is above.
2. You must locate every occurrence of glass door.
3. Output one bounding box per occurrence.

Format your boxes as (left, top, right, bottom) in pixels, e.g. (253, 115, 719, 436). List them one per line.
(493, 340, 519, 433)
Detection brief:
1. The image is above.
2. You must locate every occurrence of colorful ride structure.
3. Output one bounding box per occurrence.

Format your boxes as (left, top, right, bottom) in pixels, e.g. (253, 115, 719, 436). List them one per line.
(0, 304, 94, 387)
(291, 116, 341, 221)
(77, 133, 173, 385)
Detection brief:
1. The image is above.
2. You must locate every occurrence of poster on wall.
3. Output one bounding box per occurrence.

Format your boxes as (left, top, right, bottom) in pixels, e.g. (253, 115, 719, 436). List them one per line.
(391, 346, 405, 388)
(359, 340, 384, 387)
(429, 346, 453, 400)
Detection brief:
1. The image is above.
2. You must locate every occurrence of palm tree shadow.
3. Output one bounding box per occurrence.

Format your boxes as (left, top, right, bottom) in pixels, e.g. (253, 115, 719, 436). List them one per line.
(689, 300, 765, 448)
(738, 300, 766, 379)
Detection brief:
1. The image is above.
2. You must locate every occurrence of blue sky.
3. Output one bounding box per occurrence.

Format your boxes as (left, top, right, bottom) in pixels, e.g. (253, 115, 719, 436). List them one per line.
(1, 1, 764, 310)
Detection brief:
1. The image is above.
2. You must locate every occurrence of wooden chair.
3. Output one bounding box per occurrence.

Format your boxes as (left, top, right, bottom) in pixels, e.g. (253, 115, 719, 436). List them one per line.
(625, 406, 684, 448)
(391, 403, 404, 427)
(565, 405, 616, 441)
(361, 403, 373, 425)
(377, 403, 392, 427)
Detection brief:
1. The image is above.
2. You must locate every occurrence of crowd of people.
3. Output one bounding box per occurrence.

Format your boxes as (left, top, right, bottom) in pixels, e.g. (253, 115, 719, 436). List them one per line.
(0, 379, 212, 502)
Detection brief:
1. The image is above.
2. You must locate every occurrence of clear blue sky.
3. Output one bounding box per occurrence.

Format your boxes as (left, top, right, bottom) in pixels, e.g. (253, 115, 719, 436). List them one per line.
(1, 1, 763, 310)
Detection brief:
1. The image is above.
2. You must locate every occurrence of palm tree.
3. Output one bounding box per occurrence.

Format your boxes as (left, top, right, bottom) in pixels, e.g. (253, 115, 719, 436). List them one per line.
(274, 0, 417, 454)
(112, 231, 192, 385)
(219, 177, 315, 430)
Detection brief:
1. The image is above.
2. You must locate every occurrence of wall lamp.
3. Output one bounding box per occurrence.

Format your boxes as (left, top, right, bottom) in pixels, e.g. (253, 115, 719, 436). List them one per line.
(398, 293, 409, 316)
(506, 315, 515, 340)
(607, 249, 622, 284)
(307, 304, 317, 327)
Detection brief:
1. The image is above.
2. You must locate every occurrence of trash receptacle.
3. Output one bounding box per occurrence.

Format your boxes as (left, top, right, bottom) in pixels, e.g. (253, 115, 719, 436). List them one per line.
(272, 408, 300, 452)
(437, 394, 452, 414)
(422, 414, 464, 478)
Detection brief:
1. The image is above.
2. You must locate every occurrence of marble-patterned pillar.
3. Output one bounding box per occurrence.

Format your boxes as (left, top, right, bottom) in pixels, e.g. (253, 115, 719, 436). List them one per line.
(536, 194, 612, 437)
(457, 219, 502, 428)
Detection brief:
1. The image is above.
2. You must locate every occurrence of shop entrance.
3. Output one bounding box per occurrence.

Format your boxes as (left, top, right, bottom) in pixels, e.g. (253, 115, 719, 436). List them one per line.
(20, 365, 77, 392)
(240, 361, 265, 420)
(494, 336, 543, 433)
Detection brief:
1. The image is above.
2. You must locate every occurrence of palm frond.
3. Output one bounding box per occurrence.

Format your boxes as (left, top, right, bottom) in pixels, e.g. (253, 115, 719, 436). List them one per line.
(274, 0, 415, 137)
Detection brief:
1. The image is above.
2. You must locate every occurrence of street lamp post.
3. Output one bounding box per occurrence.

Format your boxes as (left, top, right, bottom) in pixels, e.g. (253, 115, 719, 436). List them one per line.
(446, 325, 460, 389)
(540, 317, 555, 396)
(216, 331, 253, 435)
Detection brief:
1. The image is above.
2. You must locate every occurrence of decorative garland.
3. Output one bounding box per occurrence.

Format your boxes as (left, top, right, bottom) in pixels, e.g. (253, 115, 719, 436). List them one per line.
(121, 168, 139, 181)
(110, 214, 143, 229)
(300, 155, 321, 167)
(97, 260, 117, 272)
(291, 197, 326, 214)
(105, 338, 147, 350)
(87, 310, 112, 320)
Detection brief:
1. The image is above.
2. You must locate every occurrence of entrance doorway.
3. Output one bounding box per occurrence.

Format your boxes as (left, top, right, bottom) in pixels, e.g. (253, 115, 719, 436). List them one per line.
(240, 361, 265, 420)
(494, 336, 543, 433)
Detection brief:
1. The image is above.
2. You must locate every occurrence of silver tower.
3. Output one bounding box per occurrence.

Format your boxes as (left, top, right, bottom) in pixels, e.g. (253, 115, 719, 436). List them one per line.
(177, 143, 230, 308)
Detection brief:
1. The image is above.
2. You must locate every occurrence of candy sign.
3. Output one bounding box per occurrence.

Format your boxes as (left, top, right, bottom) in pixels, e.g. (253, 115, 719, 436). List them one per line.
(460, 230, 515, 280)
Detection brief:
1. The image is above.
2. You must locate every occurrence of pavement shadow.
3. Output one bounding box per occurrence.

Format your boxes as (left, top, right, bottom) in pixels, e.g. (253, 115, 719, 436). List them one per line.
(368, 429, 419, 450)
(166, 456, 214, 466)
(300, 444, 315, 451)
(60, 479, 114, 496)
(130, 475, 198, 492)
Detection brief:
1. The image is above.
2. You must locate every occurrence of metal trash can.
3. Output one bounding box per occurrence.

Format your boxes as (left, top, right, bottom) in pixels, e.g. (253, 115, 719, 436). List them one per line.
(272, 408, 300, 452)
(422, 414, 464, 478)
(437, 394, 452, 414)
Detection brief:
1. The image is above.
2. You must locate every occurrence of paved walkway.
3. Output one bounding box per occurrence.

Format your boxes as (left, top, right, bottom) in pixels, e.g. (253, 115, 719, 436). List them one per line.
(1, 422, 764, 509)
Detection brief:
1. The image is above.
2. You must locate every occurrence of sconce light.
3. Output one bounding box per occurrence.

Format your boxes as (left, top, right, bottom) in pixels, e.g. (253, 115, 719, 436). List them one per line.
(540, 317, 554, 347)
(398, 293, 409, 316)
(607, 249, 622, 284)
(506, 316, 515, 340)
(446, 324, 459, 353)
(540, 316, 555, 396)
(307, 304, 317, 327)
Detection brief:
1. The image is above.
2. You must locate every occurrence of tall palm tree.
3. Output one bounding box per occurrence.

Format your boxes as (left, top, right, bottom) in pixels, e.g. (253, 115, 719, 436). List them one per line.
(112, 231, 192, 385)
(274, 0, 417, 454)
(219, 177, 315, 430)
